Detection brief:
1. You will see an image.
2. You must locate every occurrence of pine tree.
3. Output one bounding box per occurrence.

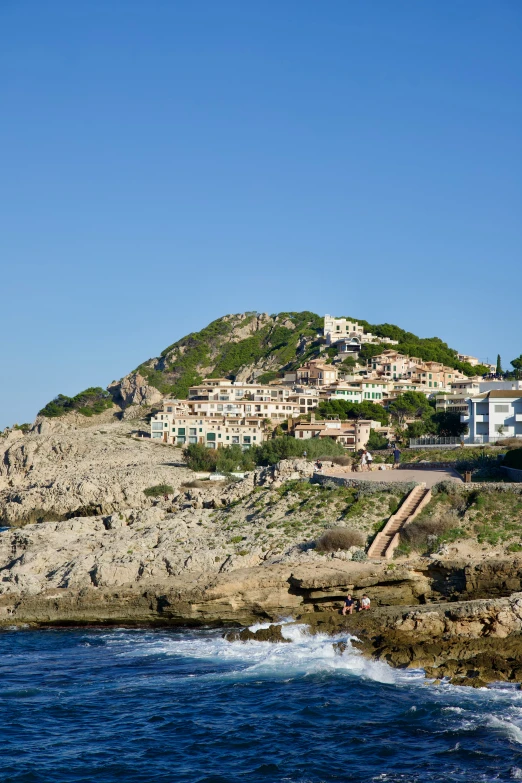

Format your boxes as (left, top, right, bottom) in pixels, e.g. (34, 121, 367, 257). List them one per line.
(496, 354, 502, 375)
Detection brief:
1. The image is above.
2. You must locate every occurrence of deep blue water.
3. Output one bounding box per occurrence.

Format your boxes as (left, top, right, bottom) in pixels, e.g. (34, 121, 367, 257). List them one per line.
(1, 622, 522, 783)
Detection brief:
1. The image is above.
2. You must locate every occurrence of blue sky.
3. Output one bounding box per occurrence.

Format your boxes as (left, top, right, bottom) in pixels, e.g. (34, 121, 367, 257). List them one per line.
(1, 1, 521, 428)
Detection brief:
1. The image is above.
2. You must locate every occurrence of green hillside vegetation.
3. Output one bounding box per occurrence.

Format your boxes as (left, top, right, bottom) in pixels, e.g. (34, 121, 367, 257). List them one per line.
(36, 311, 498, 419)
(136, 311, 491, 401)
(138, 311, 323, 398)
(39, 388, 114, 418)
(349, 318, 490, 376)
(183, 436, 345, 472)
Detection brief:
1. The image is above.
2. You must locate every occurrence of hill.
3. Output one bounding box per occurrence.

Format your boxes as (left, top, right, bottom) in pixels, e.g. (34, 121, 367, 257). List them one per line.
(127, 311, 488, 399)
(36, 311, 490, 418)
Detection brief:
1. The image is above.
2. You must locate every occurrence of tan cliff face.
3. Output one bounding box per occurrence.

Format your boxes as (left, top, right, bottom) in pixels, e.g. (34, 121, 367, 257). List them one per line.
(0, 414, 193, 524)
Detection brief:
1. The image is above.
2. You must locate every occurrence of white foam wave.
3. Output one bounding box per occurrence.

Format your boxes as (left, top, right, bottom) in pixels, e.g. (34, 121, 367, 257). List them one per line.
(104, 621, 417, 685)
(487, 716, 522, 745)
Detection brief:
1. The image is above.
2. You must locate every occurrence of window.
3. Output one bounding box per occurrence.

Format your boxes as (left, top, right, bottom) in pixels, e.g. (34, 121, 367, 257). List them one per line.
(152, 432, 162, 439)
(207, 433, 216, 441)
(189, 428, 197, 435)
(167, 406, 173, 412)
(177, 437, 185, 445)
(178, 428, 186, 435)
(494, 405, 510, 413)
(151, 422, 163, 431)
(243, 436, 251, 444)
(232, 436, 240, 444)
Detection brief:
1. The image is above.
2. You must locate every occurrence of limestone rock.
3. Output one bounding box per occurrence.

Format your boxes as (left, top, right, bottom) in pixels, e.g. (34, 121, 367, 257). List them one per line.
(108, 372, 163, 408)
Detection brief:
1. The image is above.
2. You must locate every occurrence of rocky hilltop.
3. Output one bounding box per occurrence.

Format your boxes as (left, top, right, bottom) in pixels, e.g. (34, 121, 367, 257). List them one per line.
(109, 310, 486, 404)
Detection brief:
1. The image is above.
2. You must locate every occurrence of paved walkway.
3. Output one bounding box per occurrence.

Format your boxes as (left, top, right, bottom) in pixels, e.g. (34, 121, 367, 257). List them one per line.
(321, 466, 463, 488)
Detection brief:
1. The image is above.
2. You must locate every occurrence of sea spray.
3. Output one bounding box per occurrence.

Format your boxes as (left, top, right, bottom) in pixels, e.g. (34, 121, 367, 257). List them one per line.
(2, 627, 522, 782)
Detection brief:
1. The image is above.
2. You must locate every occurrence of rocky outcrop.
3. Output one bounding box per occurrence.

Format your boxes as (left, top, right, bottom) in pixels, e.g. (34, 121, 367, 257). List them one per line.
(255, 458, 315, 486)
(108, 372, 163, 409)
(0, 416, 195, 524)
(224, 624, 290, 643)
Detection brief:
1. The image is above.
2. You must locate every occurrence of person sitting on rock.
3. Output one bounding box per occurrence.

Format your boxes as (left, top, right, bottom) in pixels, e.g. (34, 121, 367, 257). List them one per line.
(342, 593, 355, 615)
(359, 594, 371, 611)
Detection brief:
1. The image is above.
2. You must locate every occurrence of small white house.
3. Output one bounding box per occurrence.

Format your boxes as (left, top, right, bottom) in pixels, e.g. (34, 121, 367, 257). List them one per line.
(463, 390, 522, 444)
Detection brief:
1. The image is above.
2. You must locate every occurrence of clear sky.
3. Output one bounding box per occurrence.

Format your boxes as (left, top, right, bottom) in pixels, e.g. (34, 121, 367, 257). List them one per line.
(1, 1, 521, 428)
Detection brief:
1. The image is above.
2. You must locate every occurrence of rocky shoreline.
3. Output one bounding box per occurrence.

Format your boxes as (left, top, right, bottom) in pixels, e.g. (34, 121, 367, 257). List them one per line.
(2, 557, 522, 687)
(2, 411, 522, 687)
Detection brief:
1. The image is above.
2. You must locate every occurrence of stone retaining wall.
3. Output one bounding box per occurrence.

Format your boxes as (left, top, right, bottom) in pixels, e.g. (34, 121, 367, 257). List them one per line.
(502, 467, 522, 483)
(312, 474, 417, 494)
(432, 480, 522, 495)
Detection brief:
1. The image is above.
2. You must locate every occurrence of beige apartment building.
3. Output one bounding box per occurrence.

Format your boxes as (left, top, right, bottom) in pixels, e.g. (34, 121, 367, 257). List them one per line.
(188, 379, 291, 402)
(457, 354, 480, 366)
(151, 411, 266, 449)
(368, 351, 421, 379)
(287, 387, 320, 415)
(369, 352, 466, 391)
(292, 416, 378, 451)
(296, 359, 338, 387)
(407, 362, 466, 390)
(185, 399, 301, 421)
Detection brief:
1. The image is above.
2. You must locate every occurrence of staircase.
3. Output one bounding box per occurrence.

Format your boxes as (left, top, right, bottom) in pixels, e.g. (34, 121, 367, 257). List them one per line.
(367, 484, 432, 560)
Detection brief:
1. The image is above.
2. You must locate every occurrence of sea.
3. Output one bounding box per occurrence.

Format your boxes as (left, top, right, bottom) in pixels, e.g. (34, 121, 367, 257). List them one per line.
(1, 621, 522, 783)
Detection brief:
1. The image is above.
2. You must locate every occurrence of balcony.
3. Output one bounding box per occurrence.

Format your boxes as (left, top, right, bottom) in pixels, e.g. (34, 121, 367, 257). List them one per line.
(475, 414, 489, 423)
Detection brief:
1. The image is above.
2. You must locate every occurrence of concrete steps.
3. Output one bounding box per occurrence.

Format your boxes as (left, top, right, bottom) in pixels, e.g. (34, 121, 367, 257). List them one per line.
(367, 484, 432, 560)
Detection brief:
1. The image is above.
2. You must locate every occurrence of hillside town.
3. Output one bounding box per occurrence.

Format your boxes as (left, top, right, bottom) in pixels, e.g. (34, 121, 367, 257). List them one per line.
(151, 315, 522, 451)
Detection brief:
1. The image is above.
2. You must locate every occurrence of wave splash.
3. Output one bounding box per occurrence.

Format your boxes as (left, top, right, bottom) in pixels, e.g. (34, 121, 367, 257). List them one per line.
(111, 618, 422, 686)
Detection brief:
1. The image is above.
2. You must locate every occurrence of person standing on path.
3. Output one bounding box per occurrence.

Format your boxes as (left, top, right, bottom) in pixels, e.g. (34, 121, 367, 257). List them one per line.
(393, 447, 401, 469)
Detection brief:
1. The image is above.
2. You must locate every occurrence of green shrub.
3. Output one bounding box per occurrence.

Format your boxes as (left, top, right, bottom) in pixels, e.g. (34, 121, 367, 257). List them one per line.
(400, 514, 457, 552)
(315, 527, 365, 552)
(393, 541, 412, 558)
(366, 430, 389, 450)
(143, 484, 174, 497)
(39, 387, 113, 418)
(252, 436, 344, 466)
(183, 443, 219, 471)
(504, 449, 522, 471)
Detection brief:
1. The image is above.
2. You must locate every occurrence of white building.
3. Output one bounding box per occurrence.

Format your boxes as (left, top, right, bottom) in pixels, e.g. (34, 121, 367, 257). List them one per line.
(324, 380, 386, 404)
(463, 390, 522, 444)
(323, 315, 398, 347)
(437, 380, 522, 416)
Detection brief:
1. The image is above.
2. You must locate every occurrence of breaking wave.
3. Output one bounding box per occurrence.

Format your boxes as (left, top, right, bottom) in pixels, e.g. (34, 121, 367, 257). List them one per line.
(1, 622, 522, 782)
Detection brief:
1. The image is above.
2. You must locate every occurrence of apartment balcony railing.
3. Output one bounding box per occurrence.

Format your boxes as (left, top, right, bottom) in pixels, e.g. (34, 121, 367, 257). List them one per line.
(409, 436, 464, 447)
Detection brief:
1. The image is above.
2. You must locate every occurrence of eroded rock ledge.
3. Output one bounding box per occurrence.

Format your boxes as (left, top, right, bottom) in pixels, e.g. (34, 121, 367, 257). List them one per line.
(2, 559, 522, 686)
